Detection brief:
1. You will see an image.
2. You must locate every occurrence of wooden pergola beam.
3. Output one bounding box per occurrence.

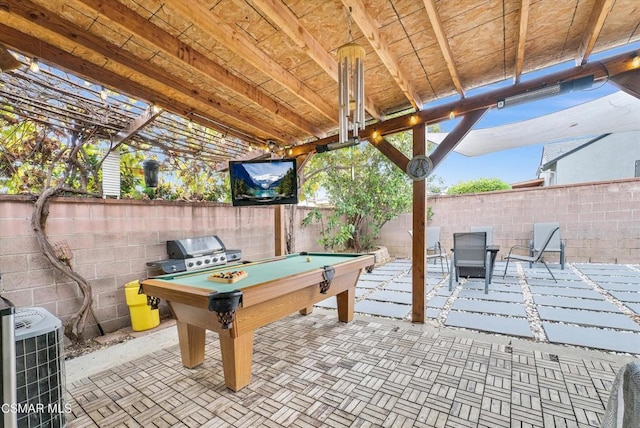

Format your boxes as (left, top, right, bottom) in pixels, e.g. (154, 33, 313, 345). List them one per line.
(0, 25, 219, 136)
(609, 68, 640, 98)
(422, 0, 464, 97)
(252, 0, 381, 120)
(369, 136, 410, 173)
(429, 109, 489, 169)
(513, 0, 530, 84)
(575, 0, 615, 65)
(345, 0, 424, 110)
(161, 0, 338, 123)
(290, 49, 639, 156)
(0, 3, 291, 144)
(74, 0, 322, 140)
(111, 105, 163, 148)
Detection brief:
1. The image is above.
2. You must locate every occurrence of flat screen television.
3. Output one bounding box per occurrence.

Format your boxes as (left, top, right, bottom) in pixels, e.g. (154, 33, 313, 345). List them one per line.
(229, 158, 298, 206)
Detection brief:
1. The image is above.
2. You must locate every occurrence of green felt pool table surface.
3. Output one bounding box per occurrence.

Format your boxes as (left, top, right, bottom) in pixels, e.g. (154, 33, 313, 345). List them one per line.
(151, 252, 365, 294)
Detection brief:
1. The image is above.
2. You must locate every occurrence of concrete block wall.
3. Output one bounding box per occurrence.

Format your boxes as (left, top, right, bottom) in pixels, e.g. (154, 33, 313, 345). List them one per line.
(378, 178, 640, 264)
(0, 196, 325, 336)
(0, 178, 637, 338)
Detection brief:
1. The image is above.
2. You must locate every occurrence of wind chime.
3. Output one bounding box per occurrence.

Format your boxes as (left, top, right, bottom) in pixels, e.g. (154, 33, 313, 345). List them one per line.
(337, 8, 365, 145)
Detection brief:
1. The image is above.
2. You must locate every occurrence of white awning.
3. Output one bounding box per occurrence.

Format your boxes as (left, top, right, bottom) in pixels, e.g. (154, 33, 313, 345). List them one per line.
(428, 91, 640, 157)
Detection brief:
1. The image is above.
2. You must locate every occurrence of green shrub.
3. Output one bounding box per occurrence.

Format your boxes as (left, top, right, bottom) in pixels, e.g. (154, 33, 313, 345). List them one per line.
(446, 177, 511, 194)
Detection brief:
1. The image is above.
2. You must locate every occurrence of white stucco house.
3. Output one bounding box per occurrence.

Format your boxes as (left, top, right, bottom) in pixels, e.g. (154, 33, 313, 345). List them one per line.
(538, 131, 640, 186)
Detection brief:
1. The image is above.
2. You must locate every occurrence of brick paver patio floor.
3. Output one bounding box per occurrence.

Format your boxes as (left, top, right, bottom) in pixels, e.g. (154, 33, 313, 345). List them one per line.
(65, 309, 636, 427)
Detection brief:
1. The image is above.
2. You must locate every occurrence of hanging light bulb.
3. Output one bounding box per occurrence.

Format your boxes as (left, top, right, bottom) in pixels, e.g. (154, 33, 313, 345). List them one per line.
(99, 86, 108, 101)
(150, 104, 162, 115)
(449, 110, 455, 120)
(337, 7, 365, 144)
(29, 57, 40, 73)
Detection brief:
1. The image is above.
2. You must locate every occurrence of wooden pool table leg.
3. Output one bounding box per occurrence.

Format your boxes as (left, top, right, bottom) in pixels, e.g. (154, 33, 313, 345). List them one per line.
(336, 287, 355, 322)
(299, 305, 314, 315)
(176, 321, 206, 368)
(219, 330, 254, 391)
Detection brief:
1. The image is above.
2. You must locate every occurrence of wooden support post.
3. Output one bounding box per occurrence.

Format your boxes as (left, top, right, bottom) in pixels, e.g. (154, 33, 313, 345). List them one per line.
(412, 124, 427, 323)
(274, 205, 286, 256)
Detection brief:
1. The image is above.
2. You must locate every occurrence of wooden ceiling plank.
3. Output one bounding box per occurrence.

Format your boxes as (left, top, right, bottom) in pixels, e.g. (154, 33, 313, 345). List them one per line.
(0, 22, 275, 146)
(161, 0, 338, 123)
(422, 0, 464, 97)
(0, 0, 295, 144)
(513, 0, 530, 83)
(342, 0, 424, 110)
(575, 0, 615, 65)
(252, 0, 381, 120)
(75, 0, 323, 138)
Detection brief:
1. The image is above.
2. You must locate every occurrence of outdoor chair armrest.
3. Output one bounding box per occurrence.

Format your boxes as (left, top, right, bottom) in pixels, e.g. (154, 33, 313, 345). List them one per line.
(506, 245, 531, 257)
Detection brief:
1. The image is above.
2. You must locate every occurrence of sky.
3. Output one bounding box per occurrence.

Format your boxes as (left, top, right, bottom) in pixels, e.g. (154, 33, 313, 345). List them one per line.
(429, 41, 640, 188)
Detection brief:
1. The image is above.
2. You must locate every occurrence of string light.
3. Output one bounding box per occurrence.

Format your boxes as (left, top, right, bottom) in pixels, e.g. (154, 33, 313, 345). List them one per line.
(449, 110, 455, 120)
(99, 86, 108, 101)
(29, 57, 40, 73)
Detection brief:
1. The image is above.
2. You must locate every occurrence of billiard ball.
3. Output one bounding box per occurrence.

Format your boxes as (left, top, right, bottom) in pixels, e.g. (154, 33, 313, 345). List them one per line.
(306, 256, 312, 262)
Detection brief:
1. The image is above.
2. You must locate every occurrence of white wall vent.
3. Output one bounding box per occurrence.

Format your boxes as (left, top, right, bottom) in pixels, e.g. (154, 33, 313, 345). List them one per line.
(102, 150, 121, 198)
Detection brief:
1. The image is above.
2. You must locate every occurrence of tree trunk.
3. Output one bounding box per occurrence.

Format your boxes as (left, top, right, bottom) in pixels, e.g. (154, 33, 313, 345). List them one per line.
(30, 187, 94, 343)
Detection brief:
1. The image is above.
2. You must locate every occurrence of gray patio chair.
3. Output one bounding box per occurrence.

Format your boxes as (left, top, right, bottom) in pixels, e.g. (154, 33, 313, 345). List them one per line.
(503, 225, 560, 282)
(601, 360, 640, 428)
(449, 232, 491, 294)
(470, 226, 493, 245)
(530, 222, 565, 269)
(408, 228, 449, 273)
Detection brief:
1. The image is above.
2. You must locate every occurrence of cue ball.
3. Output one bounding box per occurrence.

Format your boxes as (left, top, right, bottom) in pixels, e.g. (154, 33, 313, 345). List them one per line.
(306, 256, 311, 262)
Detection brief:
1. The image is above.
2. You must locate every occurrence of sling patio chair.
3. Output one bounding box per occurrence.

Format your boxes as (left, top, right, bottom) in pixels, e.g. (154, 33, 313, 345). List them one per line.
(449, 232, 491, 294)
(470, 226, 493, 245)
(408, 228, 449, 274)
(503, 225, 560, 282)
(530, 222, 565, 269)
(601, 360, 640, 428)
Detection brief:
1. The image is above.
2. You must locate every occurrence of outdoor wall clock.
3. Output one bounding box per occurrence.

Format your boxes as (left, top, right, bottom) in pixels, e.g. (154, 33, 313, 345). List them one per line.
(406, 155, 433, 181)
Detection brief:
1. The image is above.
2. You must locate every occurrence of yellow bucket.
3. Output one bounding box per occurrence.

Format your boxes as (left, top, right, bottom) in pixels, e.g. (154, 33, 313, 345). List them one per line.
(124, 281, 160, 331)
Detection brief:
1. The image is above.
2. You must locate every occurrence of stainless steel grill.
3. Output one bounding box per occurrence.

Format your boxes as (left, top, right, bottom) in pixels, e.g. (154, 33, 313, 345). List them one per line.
(147, 235, 241, 274)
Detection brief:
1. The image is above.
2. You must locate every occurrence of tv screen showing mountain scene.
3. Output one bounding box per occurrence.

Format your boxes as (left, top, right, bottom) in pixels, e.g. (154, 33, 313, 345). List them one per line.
(229, 159, 298, 206)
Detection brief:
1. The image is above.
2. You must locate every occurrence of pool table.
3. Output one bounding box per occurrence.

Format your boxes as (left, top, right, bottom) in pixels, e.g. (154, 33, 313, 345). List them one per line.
(140, 252, 374, 391)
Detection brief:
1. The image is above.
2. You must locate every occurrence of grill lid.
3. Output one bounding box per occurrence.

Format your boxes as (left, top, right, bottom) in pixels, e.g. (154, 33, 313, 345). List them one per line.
(167, 235, 226, 259)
